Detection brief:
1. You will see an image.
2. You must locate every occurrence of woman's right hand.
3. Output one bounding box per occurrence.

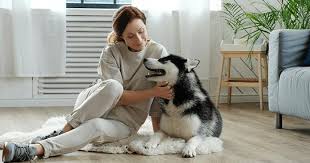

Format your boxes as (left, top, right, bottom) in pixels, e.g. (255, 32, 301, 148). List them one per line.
(151, 81, 173, 100)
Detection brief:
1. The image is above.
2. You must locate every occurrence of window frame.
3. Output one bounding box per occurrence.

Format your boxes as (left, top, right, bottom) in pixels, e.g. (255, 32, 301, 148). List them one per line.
(66, 0, 131, 8)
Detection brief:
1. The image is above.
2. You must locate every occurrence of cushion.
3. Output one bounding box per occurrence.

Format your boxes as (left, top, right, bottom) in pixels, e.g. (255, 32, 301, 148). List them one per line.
(279, 30, 310, 71)
(303, 39, 310, 66)
(278, 67, 310, 120)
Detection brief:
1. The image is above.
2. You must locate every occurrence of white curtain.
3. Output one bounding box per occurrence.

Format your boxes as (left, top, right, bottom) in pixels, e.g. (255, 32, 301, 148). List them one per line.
(0, 0, 66, 77)
(133, 0, 212, 79)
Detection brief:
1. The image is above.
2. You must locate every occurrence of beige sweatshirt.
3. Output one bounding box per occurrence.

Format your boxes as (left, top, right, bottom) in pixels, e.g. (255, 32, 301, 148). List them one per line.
(97, 40, 168, 133)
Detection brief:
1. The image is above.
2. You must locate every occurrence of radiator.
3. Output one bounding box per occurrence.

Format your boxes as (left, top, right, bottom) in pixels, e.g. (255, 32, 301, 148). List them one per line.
(34, 9, 115, 99)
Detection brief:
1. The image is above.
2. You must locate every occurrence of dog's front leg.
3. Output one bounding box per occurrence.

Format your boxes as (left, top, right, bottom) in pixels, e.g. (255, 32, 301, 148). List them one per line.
(144, 130, 166, 149)
(182, 135, 203, 158)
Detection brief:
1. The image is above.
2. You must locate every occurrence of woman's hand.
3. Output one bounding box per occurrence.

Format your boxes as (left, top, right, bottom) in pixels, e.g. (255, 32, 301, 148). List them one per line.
(117, 81, 173, 106)
(151, 81, 173, 100)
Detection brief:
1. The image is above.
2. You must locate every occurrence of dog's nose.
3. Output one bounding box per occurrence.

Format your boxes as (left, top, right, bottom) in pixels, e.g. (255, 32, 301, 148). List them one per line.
(143, 58, 147, 62)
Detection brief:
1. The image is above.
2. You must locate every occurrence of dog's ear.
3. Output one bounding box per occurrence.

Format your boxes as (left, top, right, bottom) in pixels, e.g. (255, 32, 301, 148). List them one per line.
(185, 58, 200, 72)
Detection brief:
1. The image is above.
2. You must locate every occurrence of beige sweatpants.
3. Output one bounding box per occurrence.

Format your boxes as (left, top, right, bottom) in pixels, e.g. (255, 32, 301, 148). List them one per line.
(38, 79, 131, 158)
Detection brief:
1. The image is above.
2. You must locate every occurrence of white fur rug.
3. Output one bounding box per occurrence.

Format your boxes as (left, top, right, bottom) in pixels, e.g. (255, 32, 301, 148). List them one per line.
(0, 116, 223, 156)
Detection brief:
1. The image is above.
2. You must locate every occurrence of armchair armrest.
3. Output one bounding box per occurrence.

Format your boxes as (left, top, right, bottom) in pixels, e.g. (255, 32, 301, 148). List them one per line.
(268, 30, 281, 84)
(268, 30, 281, 112)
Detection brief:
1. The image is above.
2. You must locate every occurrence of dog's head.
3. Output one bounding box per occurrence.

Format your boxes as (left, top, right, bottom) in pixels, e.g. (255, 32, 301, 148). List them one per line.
(143, 54, 200, 85)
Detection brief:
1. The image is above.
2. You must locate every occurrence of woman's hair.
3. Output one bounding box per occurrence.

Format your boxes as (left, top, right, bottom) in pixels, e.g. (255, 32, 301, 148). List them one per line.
(107, 5, 146, 44)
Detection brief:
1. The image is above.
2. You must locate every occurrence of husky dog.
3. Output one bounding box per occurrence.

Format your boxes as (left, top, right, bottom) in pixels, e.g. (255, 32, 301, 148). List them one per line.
(143, 54, 222, 158)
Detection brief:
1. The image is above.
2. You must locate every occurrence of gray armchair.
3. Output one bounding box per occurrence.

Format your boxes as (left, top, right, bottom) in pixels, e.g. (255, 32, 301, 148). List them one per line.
(268, 29, 310, 129)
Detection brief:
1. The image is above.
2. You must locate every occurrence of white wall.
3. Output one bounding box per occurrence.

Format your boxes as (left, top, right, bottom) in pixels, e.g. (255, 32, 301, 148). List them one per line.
(0, 2, 276, 107)
(0, 78, 32, 99)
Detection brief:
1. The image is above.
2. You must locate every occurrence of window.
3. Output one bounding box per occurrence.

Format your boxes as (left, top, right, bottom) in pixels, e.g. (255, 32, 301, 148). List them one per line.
(66, 0, 132, 8)
(210, 0, 222, 11)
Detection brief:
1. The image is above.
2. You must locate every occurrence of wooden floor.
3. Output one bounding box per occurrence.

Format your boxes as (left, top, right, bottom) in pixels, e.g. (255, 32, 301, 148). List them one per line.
(1, 103, 310, 163)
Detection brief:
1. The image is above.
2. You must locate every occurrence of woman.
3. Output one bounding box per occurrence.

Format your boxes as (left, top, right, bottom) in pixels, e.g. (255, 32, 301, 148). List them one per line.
(2, 5, 172, 162)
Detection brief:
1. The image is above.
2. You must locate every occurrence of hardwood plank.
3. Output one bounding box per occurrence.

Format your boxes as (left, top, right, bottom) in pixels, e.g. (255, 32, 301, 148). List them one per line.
(0, 103, 310, 162)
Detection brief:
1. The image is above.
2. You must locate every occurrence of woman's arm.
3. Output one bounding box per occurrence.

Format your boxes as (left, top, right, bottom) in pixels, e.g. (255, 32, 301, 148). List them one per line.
(117, 82, 172, 106)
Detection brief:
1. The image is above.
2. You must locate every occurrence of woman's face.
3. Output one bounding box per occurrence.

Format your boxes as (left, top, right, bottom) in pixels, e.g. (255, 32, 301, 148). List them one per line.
(122, 18, 148, 52)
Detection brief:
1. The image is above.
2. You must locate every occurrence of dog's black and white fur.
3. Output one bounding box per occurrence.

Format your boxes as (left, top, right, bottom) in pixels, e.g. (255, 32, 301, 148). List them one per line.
(143, 54, 223, 158)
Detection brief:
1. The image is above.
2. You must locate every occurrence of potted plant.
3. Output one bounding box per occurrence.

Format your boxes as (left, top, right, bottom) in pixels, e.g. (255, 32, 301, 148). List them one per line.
(222, 2, 248, 44)
(221, 0, 310, 70)
(223, 0, 310, 46)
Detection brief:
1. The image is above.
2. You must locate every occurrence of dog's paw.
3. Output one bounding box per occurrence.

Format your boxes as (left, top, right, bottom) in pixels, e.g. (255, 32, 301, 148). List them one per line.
(182, 145, 196, 158)
(144, 141, 158, 149)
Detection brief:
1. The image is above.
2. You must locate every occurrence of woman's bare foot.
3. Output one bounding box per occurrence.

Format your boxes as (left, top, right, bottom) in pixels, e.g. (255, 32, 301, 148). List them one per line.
(63, 123, 73, 132)
(33, 144, 44, 156)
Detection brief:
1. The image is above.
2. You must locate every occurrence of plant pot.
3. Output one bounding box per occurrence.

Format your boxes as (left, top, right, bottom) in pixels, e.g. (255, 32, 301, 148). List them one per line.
(233, 38, 247, 45)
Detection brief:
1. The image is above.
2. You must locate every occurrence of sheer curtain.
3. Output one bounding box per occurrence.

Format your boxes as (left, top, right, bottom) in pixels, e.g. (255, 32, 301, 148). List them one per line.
(133, 0, 212, 79)
(0, 0, 66, 77)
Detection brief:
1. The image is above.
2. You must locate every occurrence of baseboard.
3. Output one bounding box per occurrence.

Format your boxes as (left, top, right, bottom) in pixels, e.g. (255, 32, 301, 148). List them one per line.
(0, 79, 268, 107)
(0, 99, 75, 107)
(0, 95, 267, 107)
(202, 78, 268, 103)
(210, 95, 268, 104)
